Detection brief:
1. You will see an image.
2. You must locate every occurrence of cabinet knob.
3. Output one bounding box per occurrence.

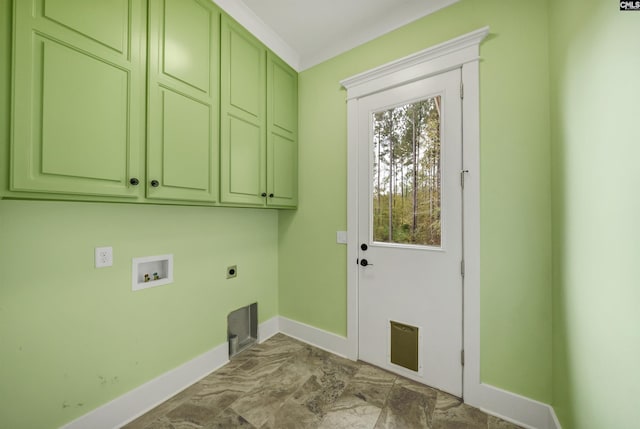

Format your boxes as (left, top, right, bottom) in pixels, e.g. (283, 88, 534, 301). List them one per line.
(129, 178, 139, 186)
(261, 192, 267, 197)
(150, 180, 160, 188)
(269, 193, 274, 198)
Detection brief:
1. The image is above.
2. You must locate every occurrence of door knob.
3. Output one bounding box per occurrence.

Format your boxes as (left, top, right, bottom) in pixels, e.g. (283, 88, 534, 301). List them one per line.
(360, 259, 373, 267)
(129, 177, 139, 186)
(361, 243, 368, 251)
(261, 192, 267, 197)
(150, 180, 159, 187)
(269, 193, 274, 198)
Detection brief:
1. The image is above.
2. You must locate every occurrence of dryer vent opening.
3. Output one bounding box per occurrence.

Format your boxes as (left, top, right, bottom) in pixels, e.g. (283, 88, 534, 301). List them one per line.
(228, 302, 257, 357)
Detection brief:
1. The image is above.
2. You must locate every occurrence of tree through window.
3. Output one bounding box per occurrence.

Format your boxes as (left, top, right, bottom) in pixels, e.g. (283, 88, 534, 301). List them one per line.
(372, 96, 441, 246)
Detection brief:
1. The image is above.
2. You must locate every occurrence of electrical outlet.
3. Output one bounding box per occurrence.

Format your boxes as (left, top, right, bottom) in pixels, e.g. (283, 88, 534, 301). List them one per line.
(226, 265, 238, 279)
(95, 246, 113, 268)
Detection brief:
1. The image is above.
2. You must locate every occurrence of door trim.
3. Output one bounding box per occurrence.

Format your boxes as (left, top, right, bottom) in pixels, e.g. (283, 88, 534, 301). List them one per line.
(341, 26, 489, 402)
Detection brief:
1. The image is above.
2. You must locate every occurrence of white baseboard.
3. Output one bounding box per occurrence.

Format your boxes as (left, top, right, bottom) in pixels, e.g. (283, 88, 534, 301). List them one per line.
(61, 342, 229, 429)
(278, 316, 351, 358)
(278, 317, 562, 429)
(61, 316, 280, 429)
(549, 405, 562, 429)
(467, 383, 561, 429)
(60, 317, 561, 429)
(258, 316, 279, 342)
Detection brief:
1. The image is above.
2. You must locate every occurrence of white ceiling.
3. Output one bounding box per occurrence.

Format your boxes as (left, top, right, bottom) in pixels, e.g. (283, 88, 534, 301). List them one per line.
(213, 0, 458, 71)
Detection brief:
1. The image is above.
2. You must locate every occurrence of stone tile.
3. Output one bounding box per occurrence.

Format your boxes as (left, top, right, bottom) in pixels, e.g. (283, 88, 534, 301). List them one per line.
(293, 343, 357, 373)
(217, 352, 288, 379)
(435, 390, 463, 408)
(185, 384, 243, 416)
(341, 363, 396, 408)
(319, 391, 382, 429)
(125, 334, 505, 429)
(240, 333, 305, 362)
(432, 391, 488, 429)
(395, 375, 439, 399)
(165, 402, 218, 428)
(324, 352, 361, 374)
(488, 415, 524, 429)
(289, 356, 360, 418)
(230, 359, 314, 427)
(203, 408, 256, 429)
(294, 344, 334, 369)
(216, 354, 253, 374)
(189, 363, 264, 411)
(122, 383, 205, 429)
(260, 397, 322, 429)
(136, 416, 176, 429)
(238, 355, 291, 379)
(393, 376, 438, 421)
(374, 384, 433, 428)
(300, 375, 343, 416)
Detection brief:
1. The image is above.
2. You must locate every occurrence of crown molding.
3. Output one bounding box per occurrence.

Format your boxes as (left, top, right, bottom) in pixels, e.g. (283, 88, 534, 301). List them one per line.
(211, 0, 301, 70)
(212, 0, 460, 72)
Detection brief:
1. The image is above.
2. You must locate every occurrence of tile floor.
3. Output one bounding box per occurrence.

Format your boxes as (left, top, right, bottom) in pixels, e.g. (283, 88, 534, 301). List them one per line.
(123, 334, 522, 429)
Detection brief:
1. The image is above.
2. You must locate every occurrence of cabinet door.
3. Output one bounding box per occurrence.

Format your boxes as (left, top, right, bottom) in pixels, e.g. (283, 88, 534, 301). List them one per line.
(220, 16, 266, 206)
(147, 0, 219, 202)
(266, 53, 298, 208)
(11, 0, 145, 198)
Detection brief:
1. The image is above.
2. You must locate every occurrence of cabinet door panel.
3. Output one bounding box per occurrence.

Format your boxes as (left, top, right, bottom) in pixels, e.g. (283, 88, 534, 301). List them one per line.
(229, 30, 263, 117)
(11, 0, 145, 198)
(147, 0, 219, 202)
(266, 53, 298, 208)
(228, 117, 262, 197)
(220, 15, 266, 206)
(163, 0, 211, 92)
(270, 133, 297, 204)
(41, 39, 128, 183)
(160, 89, 211, 191)
(44, 0, 128, 53)
(272, 62, 297, 134)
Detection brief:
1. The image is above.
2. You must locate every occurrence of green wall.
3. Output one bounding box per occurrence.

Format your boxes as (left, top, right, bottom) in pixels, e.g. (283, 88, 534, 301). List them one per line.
(16, 0, 640, 426)
(0, 201, 279, 428)
(279, 0, 553, 403)
(550, 1, 640, 427)
(0, 1, 279, 427)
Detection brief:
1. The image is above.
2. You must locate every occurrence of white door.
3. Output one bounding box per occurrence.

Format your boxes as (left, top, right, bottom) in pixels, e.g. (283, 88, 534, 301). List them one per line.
(357, 68, 463, 397)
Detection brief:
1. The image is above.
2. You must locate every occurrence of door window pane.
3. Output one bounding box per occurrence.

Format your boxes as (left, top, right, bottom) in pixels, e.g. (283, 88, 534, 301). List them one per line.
(372, 96, 441, 246)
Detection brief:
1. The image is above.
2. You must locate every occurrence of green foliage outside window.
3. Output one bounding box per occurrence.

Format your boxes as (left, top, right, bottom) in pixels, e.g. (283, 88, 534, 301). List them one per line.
(372, 96, 441, 246)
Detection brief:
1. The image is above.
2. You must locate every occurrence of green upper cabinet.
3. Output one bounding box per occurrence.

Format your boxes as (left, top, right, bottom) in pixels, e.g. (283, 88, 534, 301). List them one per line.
(146, 0, 220, 202)
(220, 15, 267, 206)
(9, 2, 297, 208)
(266, 52, 298, 208)
(11, 0, 146, 198)
(220, 15, 298, 208)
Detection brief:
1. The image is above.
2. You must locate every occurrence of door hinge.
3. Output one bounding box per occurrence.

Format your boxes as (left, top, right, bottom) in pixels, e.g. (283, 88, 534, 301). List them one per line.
(460, 259, 465, 277)
(460, 82, 464, 99)
(461, 349, 465, 366)
(460, 169, 469, 188)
